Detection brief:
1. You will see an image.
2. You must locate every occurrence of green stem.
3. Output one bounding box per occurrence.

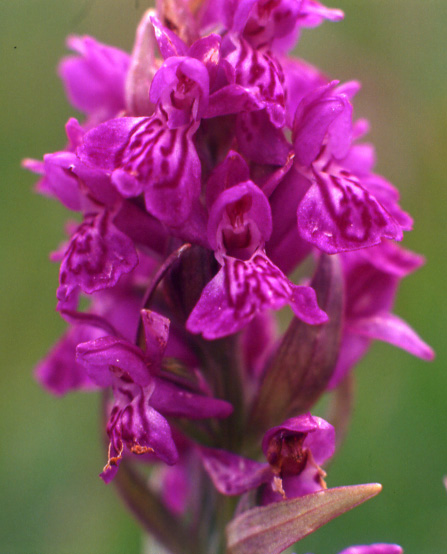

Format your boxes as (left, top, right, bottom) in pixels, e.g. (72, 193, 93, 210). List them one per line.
(197, 334, 246, 452)
(114, 461, 201, 554)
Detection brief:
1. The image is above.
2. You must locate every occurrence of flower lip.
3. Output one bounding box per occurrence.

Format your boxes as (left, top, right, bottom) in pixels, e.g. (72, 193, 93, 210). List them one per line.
(207, 181, 272, 259)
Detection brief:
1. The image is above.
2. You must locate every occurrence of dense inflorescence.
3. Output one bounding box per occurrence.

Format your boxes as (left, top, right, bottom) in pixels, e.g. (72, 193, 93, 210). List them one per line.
(25, 1, 433, 553)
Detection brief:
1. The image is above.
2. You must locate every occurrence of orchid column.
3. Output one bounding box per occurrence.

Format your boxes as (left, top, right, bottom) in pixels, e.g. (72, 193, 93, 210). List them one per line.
(24, 1, 433, 553)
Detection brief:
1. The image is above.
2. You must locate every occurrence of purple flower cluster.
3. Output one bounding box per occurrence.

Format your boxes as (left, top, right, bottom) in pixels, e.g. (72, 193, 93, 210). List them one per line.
(25, 1, 433, 552)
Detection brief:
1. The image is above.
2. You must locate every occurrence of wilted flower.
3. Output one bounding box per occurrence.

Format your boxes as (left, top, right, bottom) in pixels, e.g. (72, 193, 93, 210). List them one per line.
(26, 0, 432, 552)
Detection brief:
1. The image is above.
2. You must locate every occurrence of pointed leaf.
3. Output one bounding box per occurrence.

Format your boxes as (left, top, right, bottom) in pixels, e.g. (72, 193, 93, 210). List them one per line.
(226, 483, 382, 554)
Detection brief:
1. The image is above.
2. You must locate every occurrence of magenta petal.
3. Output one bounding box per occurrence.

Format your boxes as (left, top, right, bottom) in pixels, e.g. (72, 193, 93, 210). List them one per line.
(187, 34, 222, 80)
(187, 252, 326, 339)
(76, 336, 151, 386)
(207, 181, 273, 251)
(200, 447, 270, 495)
(22, 157, 44, 176)
(262, 413, 317, 452)
(342, 142, 376, 176)
(359, 240, 424, 278)
(282, 57, 328, 127)
(150, 16, 188, 59)
(349, 313, 434, 361)
(140, 309, 170, 366)
(290, 285, 329, 325)
(112, 200, 168, 254)
(78, 116, 148, 172)
(298, 170, 402, 253)
(229, 0, 258, 33)
(38, 152, 82, 211)
(328, 333, 370, 389)
(59, 35, 129, 121)
(222, 35, 286, 126)
(364, 174, 414, 231)
(293, 82, 352, 166)
(102, 383, 178, 482)
(262, 460, 325, 504)
(160, 462, 190, 515)
(79, 115, 201, 225)
(40, 149, 119, 209)
(298, 0, 345, 27)
(236, 111, 291, 166)
(149, 56, 210, 125)
(262, 414, 335, 466)
(151, 378, 233, 419)
(57, 210, 138, 303)
(119, 395, 178, 464)
(35, 326, 98, 395)
(206, 85, 263, 119)
(242, 0, 303, 50)
(205, 150, 250, 208)
(339, 545, 403, 554)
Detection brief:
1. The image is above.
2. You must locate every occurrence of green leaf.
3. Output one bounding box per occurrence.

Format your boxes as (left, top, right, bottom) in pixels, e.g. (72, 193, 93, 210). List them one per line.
(226, 483, 382, 554)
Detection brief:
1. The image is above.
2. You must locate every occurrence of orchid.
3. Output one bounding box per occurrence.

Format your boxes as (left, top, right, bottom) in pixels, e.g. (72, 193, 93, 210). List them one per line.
(26, 1, 433, 553)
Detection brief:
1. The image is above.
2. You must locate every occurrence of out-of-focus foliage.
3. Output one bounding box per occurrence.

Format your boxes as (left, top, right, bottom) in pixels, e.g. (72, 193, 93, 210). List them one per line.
(1, 1, 446, 552)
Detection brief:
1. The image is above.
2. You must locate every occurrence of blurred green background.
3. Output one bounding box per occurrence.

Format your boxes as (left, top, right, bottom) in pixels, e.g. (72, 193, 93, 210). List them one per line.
(1, 1, 446, 552)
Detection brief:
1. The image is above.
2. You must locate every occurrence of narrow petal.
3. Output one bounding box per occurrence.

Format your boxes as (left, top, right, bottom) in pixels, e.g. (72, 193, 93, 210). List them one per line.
(150, 16, 187, 58)
(200, 447, 270, 495)
(35, 326, 98, 395)
(339, 545, 403, 554)
(151, 378, 233, 419)
(298, 0, 345, 27)
(349, 313, 434, 360)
